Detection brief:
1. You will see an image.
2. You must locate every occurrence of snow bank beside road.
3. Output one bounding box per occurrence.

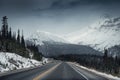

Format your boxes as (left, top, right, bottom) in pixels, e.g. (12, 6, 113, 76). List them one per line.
(0, 52, 42, 72)
(72, 62, 120, 80)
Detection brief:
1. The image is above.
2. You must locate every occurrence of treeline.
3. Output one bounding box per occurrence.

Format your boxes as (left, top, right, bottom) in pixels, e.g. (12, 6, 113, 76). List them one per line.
(0, 16, 42, 61)
(55, 49, 120, 76)
(27, 45, 42, 61)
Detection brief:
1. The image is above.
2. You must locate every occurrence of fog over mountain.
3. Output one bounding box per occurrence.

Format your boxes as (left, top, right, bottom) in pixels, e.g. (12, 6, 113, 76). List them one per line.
(67, 17, 120, 51)
(26, 16, 120, 57)
(26, 31, 68, 45)
(1, 0, 120, 78)
(26, 30, 102, 57)
(0, 0, 120, 37)
(2, 0, 119, 57)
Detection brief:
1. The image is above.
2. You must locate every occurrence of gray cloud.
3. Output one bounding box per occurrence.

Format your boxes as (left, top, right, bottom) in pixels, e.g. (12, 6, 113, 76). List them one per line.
(1, 0, 120, 12)
(0, 0, 120, 38)
(42, 0, 120, 9)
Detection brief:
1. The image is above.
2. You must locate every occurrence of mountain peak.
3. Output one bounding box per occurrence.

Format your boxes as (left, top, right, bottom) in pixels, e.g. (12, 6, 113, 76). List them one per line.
(100, 17, 120, 29)
(26, 31, 68, 45)
(67, 16, 120, 51)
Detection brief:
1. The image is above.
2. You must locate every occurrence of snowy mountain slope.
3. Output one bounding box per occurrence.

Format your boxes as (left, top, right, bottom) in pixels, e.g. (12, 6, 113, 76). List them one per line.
(108, 45, 120, 58)
(26, 31, 68, 45)
(26, 17, 120, 57)
(39, 43, 102, 57)
(26, 31, 102, 57)
(0, 52, 42, 72)
(67, 17, 120, 51)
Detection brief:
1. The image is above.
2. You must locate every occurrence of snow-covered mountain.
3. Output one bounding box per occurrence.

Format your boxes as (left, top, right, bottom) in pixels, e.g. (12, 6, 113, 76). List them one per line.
(26, 17, 120, 57)
(67, 17, 120, 51)
(26, 31, 101, 57)
(26, 31, 68, 45)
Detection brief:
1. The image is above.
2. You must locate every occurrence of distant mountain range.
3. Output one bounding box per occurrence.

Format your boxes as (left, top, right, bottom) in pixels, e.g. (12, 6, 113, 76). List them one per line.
(67, 17, 120, 51)
(26, 31, 101, 57)
(26, 31, 68, 46)
(26, 17, 120, 57)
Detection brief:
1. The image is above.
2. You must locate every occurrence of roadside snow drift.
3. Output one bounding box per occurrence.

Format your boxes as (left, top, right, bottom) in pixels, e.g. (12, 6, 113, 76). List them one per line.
(0, 52, 42, 72)
(71, 62, 120, 80)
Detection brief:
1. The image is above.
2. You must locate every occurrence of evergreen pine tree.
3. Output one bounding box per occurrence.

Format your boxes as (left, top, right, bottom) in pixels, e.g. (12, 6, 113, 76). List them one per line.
(1, 16, 8, 38)
(103, 48, 108, 70)
(6, 28, 9, 39)
(114, 56, 119, 74)
(13, 32, 16, 41)
(8, 27, 12, 39)
(103, 48, 108, 59)
(17, 29, 20, 43)
(0, 30, 1, 39)
(21, 30, 25, 47)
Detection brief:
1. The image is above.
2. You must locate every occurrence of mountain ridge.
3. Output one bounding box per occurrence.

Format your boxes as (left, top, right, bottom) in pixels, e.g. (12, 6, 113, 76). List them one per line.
(26, 31, 68, 46)
(67, 17, 120, 51)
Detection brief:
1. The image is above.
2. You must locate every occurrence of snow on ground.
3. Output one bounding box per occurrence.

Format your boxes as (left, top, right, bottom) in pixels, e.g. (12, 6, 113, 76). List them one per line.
(72, 62, 120, 80)
(42, 57, 54, 65)
(0, 52, 42, 72)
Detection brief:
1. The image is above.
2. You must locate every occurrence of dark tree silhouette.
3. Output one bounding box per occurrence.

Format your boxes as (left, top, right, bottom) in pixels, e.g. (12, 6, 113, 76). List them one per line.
(8, 27, 12, 39)
(104, 48, 108, 58)
(21, 30, 25, 47)
(0, 16, 43, 59)
(12, 32, 16, 41)
(1, 16, 8, 38)
(17, 29, 20, 43)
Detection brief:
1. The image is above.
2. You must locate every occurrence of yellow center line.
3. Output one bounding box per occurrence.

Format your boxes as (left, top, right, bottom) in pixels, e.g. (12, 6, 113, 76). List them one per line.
(33, 63, 61, 80)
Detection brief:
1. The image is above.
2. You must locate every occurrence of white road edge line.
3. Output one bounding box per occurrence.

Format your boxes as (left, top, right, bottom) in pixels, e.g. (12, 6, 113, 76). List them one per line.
(68, 63, 89, 80)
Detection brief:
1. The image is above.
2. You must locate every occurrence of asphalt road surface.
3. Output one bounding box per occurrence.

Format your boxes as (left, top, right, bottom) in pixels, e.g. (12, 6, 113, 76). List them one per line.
(0, 61, 110, 80)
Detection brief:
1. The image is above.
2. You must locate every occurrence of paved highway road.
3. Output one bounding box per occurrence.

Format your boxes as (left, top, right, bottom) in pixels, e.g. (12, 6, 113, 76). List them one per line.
(0, 61, 110, 80)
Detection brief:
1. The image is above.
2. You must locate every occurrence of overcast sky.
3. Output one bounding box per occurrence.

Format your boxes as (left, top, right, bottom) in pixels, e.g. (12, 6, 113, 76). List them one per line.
(0, 0, 120, 37)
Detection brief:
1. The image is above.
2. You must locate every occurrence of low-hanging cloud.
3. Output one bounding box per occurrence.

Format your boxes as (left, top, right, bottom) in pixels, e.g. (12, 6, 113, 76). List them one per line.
(1, 0, 120, 12)
(0, 0, 120, 38)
